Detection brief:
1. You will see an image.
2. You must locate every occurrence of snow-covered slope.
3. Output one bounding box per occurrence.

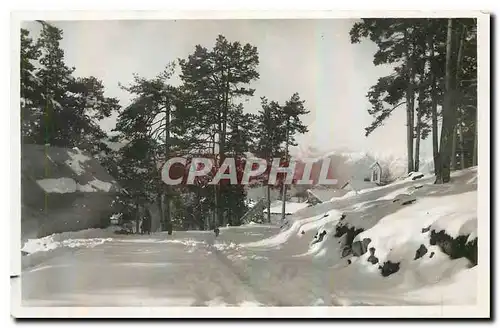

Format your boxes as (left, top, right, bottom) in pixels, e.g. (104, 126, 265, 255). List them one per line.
(241, 167, 478, 305)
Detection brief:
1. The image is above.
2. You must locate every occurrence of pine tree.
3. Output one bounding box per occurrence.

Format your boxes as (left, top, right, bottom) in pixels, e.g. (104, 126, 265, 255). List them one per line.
(279, 93, 309, 221)
(178, 35, 260, 228)
(254, 97, 286, 223)
(34, 21, 76, 147)
(349, 18, 476, 183)
(21, 23, 119, 155)
(115, 64, 178, 234)
(20, 28, 41, 144)
(350, 19, 434, 173)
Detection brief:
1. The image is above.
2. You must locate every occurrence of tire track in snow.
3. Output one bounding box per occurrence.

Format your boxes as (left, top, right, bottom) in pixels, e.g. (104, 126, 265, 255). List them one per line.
(205, 239, 286, 306)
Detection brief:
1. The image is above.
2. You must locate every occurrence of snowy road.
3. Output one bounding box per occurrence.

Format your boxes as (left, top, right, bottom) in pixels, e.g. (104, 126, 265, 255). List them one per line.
(21, 224, 341, 306)
(21, 226, 320, 306)
(20, 168, 479, 307)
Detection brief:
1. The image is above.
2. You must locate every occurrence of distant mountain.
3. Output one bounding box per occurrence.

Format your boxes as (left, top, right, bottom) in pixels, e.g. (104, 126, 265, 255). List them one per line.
(289, 146, 434, 190)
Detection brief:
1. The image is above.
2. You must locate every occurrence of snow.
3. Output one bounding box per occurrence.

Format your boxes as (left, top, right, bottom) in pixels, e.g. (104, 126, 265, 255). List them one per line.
(76, 183, 95, 192)
(263, 201, 309, 215)
(21, 168, 479, 307)
(22, 236, 112, 255)
(36, 177, 113, 193)
(429, 193, 477, 238)
(100, 138, 128, 151)
(78, 178, 114, 192)
(401, 266, 477, 305)
(346, 191, 476, 270)
(378, 188, 412, 201)
(134, 168, 148, 174)
(240, 167, 477, 305)
(22, 228, 119, 254)
(467, 231, 477, 243)
(245, 199, 258, 208)
(36, 178, 77, 193)
(65, 148, 91, 175)
(110, 213, 122, 225)
(243, 209, 341, 248)
(329, 190, 357, 201)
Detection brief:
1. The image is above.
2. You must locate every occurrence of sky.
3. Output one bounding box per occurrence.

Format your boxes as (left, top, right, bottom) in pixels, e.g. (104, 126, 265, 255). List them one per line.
(22, 19, 435, 159)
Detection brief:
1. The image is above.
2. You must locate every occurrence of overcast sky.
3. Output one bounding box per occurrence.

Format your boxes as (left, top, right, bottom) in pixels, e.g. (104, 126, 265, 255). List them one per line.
(23, 19, 434, 159)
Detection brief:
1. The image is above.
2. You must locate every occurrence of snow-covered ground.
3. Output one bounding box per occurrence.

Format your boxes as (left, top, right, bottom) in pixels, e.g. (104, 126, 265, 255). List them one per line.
(263, 200, 310, 215)
(19, 167, 478, 307)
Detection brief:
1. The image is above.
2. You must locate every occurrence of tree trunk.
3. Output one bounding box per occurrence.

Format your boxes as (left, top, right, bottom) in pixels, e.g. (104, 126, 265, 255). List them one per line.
(414, 114, 421, 172)
(164, 104, 172, 234)
(215, 68, 231, 229)
(436, 19, 458, 184)
(281, 120, 290, 223)
(135, 201, 140, 234)
(414, 94, 423, 172)
(211, 135, 217, 230)
(156, 193, 163, 233)
(449, 23, 466, 173)
(455, 26, 466, 171)
(406, 89, 415, 173)
(405, 36, 415, 174)
(458, 123, 465, 169)
(195, 189, 202, 230)
(473, 118, 478, 166)
(429, 36, 440, 177)
(213, 69, 231, 229)
(451, 125, 457, 171)
(266, 184, 271, 223)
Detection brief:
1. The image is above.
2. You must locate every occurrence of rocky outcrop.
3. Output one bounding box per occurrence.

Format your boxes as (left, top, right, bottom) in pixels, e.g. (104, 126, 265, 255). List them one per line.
(414, 244, 428, 260)
(352, 238, 372, 257)
(367, 247, 379, 264)
(311, 230, 328, 246)
(429, 229, 477, 266)
(379, 261, 400, 277)
(421, 226, 431, 233)
(335, 224, 364, 258)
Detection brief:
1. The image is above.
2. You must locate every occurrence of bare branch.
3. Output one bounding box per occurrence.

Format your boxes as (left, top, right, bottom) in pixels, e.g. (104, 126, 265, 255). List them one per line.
(148, 123, 166, 138)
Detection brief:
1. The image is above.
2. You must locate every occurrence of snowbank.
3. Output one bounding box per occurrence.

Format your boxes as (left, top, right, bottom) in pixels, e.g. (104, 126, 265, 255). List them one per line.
(239, 167, 477, 305)
(21, 228, 118, 254)
(243, 209, 342, 248)
(350, 191, 476, 267)
(263, 201, 310, 215)
(22, 236, 112, 254)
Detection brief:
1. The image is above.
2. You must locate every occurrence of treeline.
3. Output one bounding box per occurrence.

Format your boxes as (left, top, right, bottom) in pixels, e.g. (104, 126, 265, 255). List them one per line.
(22, 19, 475, 232)
(350, 18, 478, 183)
(21, 21, 120, 155)
(20, 22, 309, 232)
